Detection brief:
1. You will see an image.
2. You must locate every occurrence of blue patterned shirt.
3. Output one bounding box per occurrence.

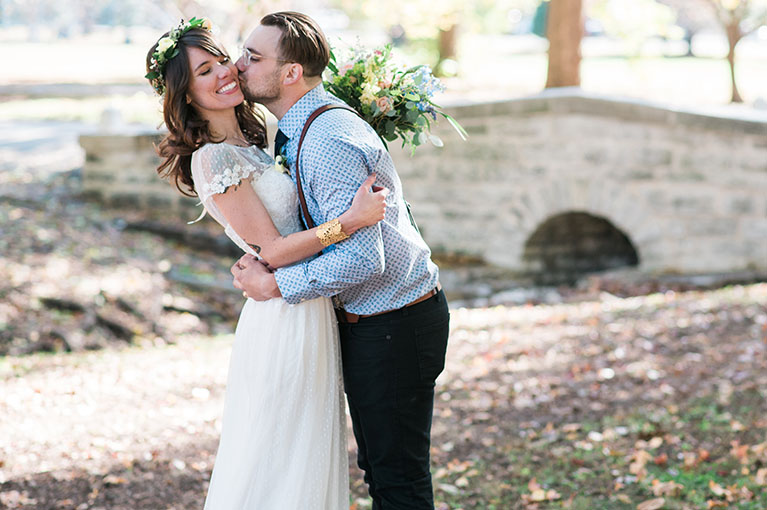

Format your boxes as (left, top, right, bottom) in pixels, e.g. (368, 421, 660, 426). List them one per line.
(273, 84, 439, 315)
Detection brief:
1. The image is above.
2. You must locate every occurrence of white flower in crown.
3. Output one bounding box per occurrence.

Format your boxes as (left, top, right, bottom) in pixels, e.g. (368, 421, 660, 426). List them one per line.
(274, 155, 289, 174)
(156, 36, 175, 53)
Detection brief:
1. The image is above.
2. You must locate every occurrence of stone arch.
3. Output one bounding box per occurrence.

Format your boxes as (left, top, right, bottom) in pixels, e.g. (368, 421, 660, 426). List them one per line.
(497, 178, 661, 274)
(522, 211, 640, 285)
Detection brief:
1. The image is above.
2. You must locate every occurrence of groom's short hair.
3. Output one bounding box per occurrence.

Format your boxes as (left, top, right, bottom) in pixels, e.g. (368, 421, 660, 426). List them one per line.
(261, 12, 329, 78)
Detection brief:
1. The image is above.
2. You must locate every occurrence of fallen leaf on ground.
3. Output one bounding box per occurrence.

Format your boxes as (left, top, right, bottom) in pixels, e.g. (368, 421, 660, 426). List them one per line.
(630, 450, 653, 479)
(651, 479, 683, 497)
(637, 497, 665, 510)
(730, 441, 749, 464)
(709, 480, 727, 497)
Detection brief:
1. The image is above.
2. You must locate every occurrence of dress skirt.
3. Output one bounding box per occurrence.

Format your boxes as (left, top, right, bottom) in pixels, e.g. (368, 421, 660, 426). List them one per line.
(203, 296, 348, 509)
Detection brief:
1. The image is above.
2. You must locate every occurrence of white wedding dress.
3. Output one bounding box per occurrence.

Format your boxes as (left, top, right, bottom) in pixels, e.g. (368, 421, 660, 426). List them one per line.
(191, 143, 348, 509)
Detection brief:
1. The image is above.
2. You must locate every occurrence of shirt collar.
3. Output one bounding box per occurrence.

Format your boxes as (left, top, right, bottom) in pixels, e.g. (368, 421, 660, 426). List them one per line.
(277, 83, 332, 140)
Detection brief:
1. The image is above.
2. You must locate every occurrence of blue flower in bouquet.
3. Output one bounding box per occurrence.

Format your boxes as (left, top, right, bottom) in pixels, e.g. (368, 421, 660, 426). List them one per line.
(413, 66, 444, 97)
(324, 44, 466, 154)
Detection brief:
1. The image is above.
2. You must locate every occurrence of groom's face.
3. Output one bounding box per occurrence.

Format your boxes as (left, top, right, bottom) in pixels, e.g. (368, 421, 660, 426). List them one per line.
(236, 25, 286, 104)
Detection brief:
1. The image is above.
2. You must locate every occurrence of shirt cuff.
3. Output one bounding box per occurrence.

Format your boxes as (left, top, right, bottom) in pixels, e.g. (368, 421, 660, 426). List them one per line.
(274, 263, 318, 304)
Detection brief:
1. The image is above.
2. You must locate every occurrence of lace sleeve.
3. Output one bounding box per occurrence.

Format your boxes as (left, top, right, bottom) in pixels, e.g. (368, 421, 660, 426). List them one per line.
(191, 143, 271, 202)
(189, 143, 274, 258)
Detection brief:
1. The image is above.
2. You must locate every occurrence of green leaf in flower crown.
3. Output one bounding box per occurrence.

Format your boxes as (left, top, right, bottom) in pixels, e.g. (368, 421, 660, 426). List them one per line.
(171, 48, 180, 59)
(145, 71, 159, 80)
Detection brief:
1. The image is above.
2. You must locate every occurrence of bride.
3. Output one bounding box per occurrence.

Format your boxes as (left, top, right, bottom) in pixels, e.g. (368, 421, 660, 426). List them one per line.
(145, 18, 387, 508)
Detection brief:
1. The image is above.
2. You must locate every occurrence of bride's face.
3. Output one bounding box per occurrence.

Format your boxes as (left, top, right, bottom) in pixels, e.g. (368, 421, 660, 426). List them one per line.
(185, 46, 244, 113)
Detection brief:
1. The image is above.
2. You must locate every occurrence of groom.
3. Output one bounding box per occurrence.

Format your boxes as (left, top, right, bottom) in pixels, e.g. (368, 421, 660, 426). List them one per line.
(231, 12, 449, 509)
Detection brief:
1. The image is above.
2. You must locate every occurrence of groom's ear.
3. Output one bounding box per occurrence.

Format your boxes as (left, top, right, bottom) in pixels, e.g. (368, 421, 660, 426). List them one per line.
(282, 63, 304, 86)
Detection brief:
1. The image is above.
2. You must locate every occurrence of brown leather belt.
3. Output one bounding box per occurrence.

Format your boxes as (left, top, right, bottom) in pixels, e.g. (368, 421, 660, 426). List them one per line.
(335, 283, 441, 324)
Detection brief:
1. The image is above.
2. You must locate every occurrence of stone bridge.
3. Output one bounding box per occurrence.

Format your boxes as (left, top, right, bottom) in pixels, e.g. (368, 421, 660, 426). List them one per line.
(80, 90, 767, 283)
(388, 90, 767, 283)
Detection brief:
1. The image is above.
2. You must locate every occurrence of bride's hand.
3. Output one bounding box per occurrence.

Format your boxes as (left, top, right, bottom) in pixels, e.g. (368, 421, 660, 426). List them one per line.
(342, 174, 388, 233)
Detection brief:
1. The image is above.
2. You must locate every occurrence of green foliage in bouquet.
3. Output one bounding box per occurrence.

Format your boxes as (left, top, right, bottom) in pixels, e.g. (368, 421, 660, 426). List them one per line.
(324, 45, 467, 153)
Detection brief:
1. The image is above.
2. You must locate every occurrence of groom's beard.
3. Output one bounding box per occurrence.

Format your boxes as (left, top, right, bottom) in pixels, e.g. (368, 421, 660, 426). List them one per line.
(238, 68, 281, 104)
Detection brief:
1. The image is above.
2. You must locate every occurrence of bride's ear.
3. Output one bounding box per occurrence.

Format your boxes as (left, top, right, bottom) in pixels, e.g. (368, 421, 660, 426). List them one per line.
(282, 63, 304, 86)
(186, 94, 192, 104)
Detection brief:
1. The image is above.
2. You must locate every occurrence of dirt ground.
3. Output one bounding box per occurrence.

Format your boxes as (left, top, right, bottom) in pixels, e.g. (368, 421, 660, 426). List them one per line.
(2, 283, 766, 509)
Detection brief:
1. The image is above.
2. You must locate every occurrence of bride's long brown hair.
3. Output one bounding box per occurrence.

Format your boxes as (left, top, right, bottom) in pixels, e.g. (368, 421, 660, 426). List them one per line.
(146, 28, 267, 197)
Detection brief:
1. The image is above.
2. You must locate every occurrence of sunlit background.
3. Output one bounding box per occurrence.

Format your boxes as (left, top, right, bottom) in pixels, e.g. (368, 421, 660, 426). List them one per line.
(1, 0, 766, 128)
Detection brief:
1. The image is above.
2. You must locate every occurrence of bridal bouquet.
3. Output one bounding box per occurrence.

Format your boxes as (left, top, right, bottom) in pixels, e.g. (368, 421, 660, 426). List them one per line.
(324, 45, 467, 153)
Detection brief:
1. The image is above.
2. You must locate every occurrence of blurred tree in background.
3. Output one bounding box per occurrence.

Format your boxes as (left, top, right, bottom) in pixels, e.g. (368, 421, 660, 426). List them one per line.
(539, 0, 681, 88)
(590, 0, 678, 55)
(657, 0, 719, 54)
(1, 0, 766, 103)
(544, 0, 584, 87)
(704, 0, 767, 102)
(329, 0, 539, 74)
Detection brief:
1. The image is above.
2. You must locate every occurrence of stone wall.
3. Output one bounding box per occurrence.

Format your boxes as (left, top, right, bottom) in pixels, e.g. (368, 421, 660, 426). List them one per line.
(387, 90, 767, 274)
(80, 131, 200, 218)
(80, 90, 767, 275)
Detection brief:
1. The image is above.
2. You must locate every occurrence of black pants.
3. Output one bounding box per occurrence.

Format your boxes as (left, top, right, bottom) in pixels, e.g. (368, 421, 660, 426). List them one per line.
(339, 290, 450, 510)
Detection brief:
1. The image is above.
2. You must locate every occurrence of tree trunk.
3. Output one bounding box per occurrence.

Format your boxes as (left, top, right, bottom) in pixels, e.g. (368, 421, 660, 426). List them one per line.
(436, 21, 459, 76)
(725, 20, 743, 103)
(545, 0, 584, 88)
(438, 23, 458, 62)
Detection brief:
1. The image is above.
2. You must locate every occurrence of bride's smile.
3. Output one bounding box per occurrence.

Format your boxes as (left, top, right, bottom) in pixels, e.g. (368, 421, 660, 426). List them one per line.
(216, 81, 238, 94)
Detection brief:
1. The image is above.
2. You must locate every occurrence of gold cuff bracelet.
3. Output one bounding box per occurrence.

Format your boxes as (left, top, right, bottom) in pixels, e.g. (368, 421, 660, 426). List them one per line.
(316, 218, 350, 247)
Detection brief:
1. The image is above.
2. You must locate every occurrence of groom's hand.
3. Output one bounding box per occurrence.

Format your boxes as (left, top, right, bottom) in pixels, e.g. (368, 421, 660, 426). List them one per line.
(231, 255, 282, 301)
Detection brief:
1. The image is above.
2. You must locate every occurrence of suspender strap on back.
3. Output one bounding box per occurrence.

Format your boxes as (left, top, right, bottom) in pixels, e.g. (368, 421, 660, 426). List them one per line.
(294, 104, 360, 229)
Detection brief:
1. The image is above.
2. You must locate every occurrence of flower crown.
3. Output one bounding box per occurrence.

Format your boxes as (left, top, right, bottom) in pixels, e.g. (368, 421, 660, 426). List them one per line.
(145, 17, 212, 96)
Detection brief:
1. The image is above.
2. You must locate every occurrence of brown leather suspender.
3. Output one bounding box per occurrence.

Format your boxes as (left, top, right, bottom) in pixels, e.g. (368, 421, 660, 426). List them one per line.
(293, 104, 361, 229)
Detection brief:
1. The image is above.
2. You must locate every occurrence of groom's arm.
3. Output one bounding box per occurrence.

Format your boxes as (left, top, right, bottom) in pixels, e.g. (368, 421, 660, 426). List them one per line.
(272, 132, 387, 304)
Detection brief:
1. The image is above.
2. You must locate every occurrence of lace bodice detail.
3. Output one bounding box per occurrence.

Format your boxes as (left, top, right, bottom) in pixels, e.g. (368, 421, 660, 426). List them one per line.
(190, 143, 302, 257)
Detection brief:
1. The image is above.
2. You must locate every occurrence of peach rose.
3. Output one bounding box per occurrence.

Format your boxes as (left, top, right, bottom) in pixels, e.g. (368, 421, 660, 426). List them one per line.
(376, 96, 393, 114)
